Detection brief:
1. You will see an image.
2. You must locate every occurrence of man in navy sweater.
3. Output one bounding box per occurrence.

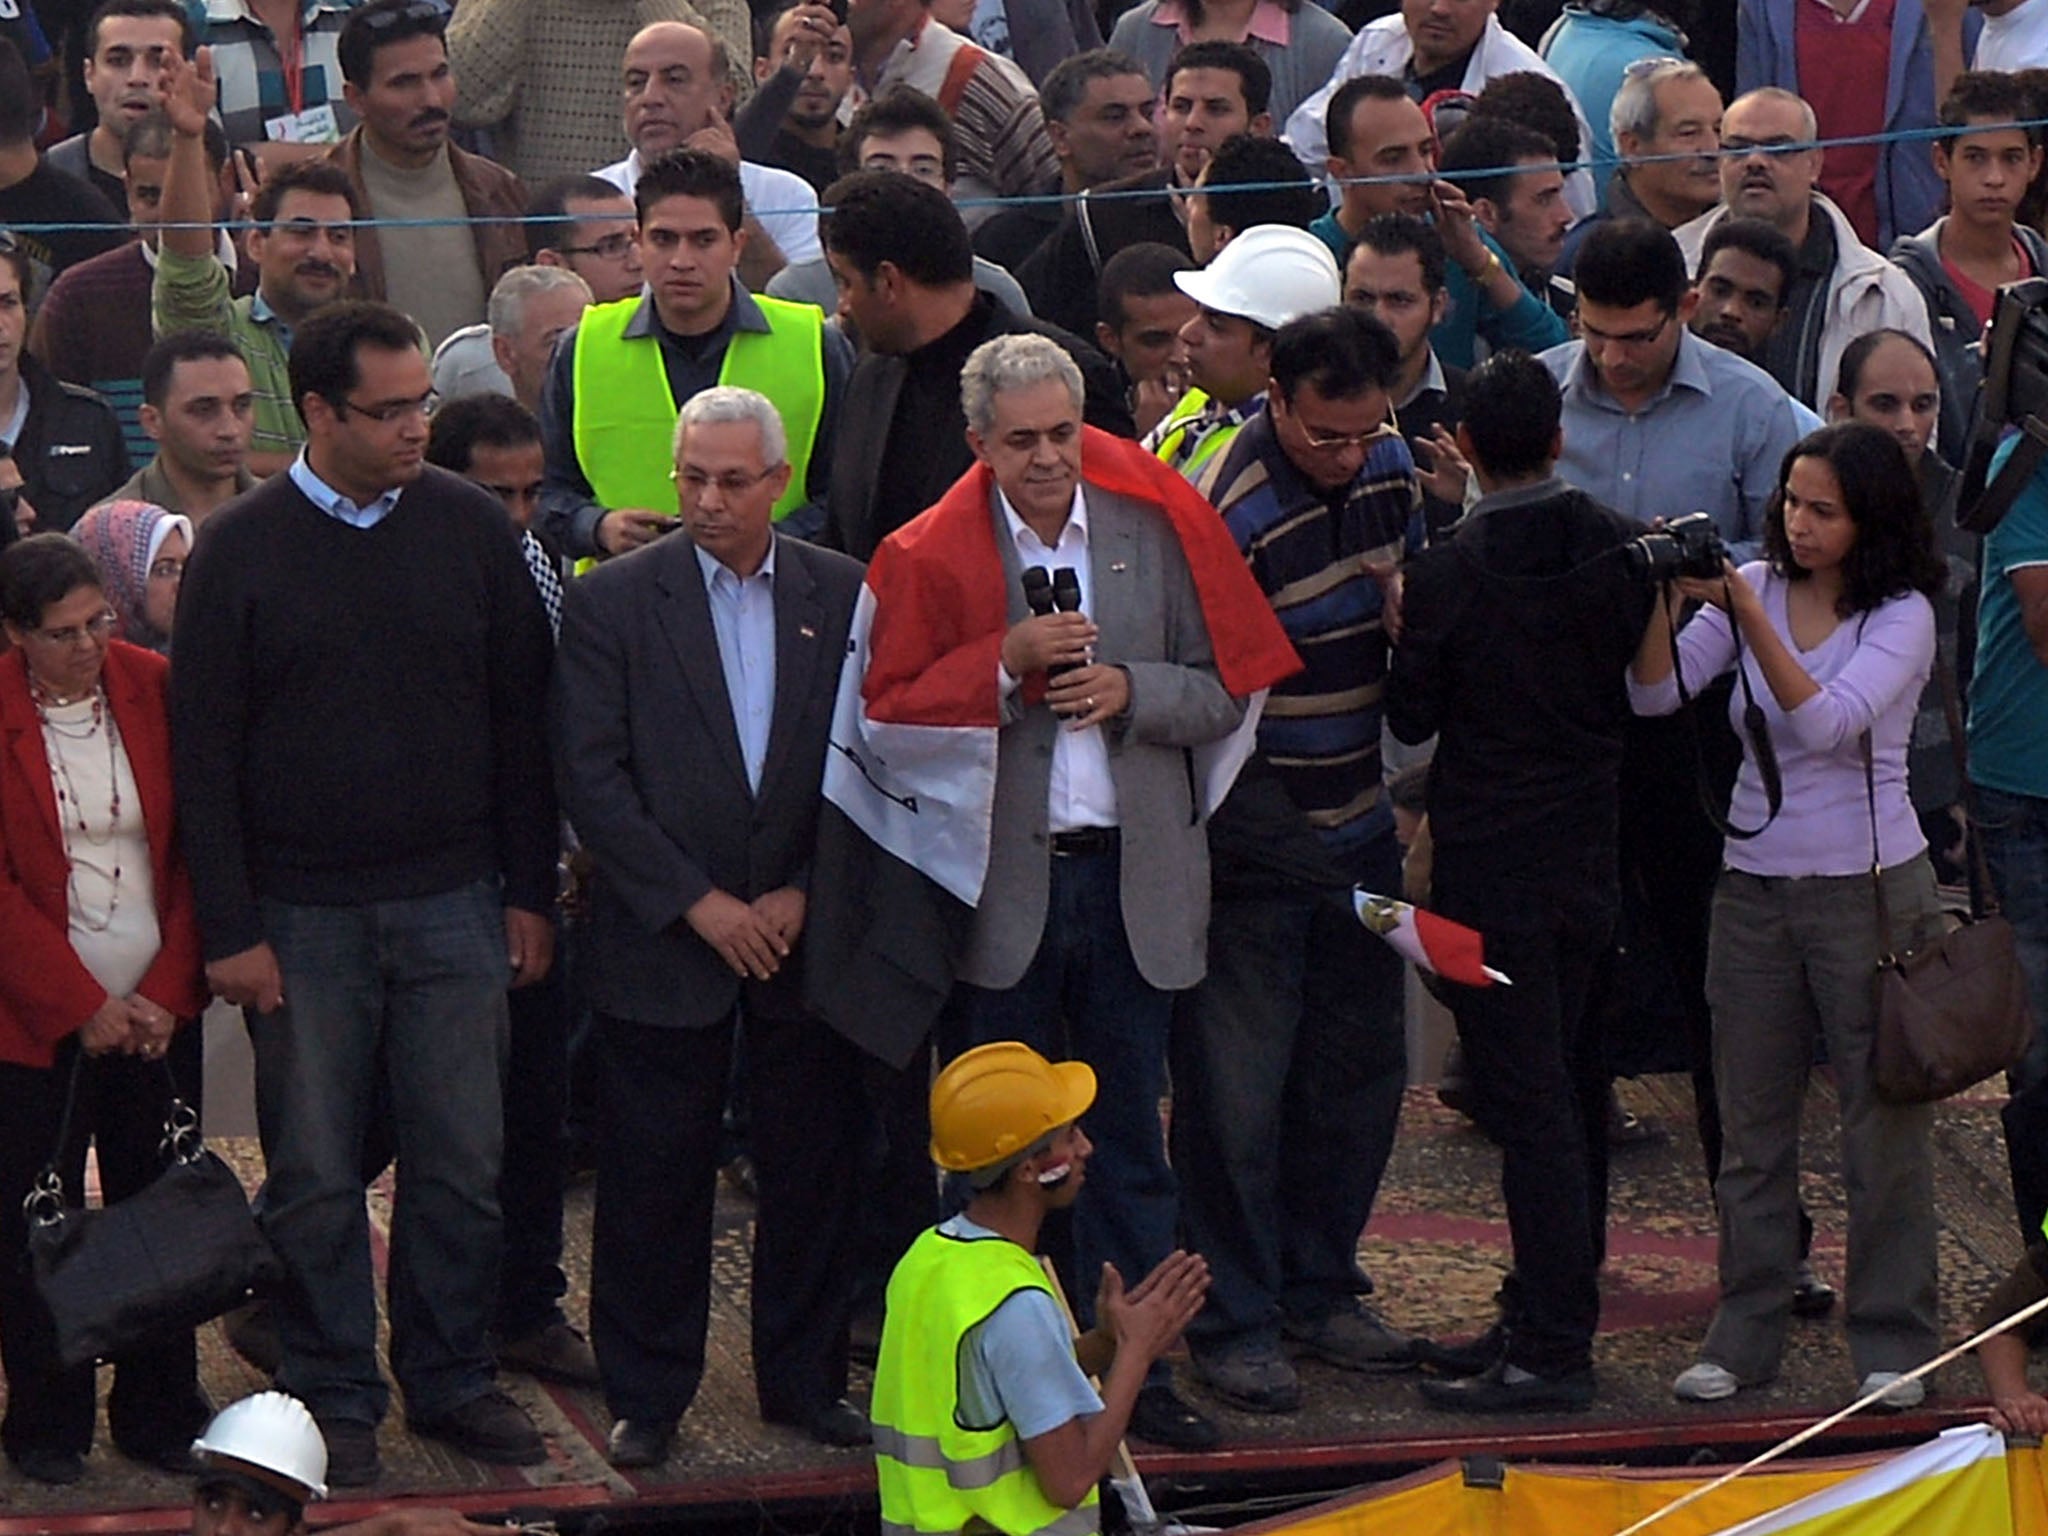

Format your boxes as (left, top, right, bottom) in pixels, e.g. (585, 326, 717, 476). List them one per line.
(170, 301, 558, 1487)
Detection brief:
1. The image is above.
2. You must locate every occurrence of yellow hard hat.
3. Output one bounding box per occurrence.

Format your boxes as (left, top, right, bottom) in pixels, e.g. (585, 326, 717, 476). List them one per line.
(929, 1041, 1096, 1179)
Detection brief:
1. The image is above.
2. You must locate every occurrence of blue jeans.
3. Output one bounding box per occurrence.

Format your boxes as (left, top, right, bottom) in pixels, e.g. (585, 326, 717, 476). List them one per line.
(942, 846, 1176, 1333)
(1170, 842, 1407, 1351)
(1976, 784, 2048, 1093)
(249, 880, 511, 1426)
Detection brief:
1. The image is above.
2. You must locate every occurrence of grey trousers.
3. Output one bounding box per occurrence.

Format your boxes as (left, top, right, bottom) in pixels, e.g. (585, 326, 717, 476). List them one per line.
(1700, 856, 1944, 1384)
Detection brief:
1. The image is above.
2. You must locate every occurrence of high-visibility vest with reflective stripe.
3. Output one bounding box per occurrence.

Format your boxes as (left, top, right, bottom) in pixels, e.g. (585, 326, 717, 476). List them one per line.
(569, 292, 825, 522)
(1150, 388, 1237, 479)
(872, 1227, 1101, 1536)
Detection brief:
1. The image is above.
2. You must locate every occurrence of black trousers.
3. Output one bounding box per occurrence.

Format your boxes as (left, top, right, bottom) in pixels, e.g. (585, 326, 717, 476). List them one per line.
(590, 1008, 862, 1424)
(0, 1028, 206, 1460)
(1434, 851, 1616, 1379)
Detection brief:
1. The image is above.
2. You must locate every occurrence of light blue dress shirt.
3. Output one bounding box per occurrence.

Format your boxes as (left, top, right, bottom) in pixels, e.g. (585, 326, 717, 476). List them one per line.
(288, 450, 404, 529)
(697, 539, 778, 793)
(1539, 327, 1812, 563)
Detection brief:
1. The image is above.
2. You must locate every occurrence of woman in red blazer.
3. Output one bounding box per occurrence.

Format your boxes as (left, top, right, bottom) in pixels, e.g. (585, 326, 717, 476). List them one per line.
(0, 535, 209, 1486)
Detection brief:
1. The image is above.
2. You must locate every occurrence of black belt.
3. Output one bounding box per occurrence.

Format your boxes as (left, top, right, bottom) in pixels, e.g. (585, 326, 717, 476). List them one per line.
(1050, 827, 1120, 858)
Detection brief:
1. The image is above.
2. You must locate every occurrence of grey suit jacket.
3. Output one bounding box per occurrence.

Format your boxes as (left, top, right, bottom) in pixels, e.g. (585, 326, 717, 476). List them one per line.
(963, 483, 1245, 993)
(552, 529, 865, 1028)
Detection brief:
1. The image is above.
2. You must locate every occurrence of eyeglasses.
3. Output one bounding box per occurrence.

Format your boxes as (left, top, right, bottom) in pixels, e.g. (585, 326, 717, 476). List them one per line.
(556, 230, 636, 261)
(332, 390, 438, 424)
(148, 558, 185, 581)
(1296, 424, 1382, 453)
(355, 0, 447, 32)
(1581, 311, 1674, 349)
(1621, 55, 1688, 79)
(670, 464, 782, 497)
(33, 611, 119, 648)
(1720, 136, 1803, 158)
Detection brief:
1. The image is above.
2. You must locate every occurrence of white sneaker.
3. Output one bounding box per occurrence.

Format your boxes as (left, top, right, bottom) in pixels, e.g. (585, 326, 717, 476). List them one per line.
(1673, 1362, 1742, 1402)
(1858, 1371, 1926, 1410)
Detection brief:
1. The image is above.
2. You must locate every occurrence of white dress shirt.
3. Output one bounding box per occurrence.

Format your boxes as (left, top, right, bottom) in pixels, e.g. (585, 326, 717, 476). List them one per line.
(997, 486, 1117, 833)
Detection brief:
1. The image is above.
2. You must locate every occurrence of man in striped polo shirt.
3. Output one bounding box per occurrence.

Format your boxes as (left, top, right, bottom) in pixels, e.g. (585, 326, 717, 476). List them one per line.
(1178, 304, 1421, 1414)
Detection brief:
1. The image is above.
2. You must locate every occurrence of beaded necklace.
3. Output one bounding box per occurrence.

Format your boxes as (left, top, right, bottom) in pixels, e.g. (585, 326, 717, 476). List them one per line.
(31, 677, 124, 933)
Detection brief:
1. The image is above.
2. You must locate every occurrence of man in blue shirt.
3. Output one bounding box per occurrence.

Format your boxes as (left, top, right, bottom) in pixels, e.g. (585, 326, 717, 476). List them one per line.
(1308, 73, 1565, 369)
(1540, 219, 1809, 561)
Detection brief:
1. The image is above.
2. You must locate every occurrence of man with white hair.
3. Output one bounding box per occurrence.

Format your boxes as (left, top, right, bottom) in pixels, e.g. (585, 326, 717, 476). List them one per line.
(1555, 59, 1724, 281)
(1673, 86, 1931, 412)
(433, 265, 592, 409)
(1286, 0, 1598, 220)
(831, 331, 1300, 1448)
(553, 386, 871, 1466)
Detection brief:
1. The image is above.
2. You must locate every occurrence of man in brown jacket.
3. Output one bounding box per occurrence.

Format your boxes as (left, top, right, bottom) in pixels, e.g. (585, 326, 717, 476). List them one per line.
(330, 0, 526, 347)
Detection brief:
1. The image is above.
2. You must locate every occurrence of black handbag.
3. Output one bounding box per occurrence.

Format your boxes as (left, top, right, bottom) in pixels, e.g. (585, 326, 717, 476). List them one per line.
(24, 1052, 282, 1369)
(1861, 675, 2032, 1105)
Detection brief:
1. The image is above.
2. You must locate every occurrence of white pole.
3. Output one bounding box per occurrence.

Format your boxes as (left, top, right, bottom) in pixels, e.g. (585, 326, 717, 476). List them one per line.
(1610, 1290, 2048, 1536)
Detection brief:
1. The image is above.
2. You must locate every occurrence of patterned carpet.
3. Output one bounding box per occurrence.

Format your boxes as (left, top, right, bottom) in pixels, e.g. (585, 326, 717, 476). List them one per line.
(0, 1071, 2029, 1530)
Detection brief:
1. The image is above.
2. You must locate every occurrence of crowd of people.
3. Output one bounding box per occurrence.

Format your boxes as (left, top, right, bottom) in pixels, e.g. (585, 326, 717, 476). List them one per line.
(7, 0, 2048, 1508)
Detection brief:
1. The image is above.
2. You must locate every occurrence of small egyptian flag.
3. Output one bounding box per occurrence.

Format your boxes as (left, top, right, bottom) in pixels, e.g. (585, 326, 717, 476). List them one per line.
(1352, 890, 1511, 987)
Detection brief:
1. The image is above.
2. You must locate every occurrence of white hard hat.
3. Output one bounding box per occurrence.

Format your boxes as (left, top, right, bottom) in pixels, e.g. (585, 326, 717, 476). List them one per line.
(1174, 225, 1342, 332)
(190, 1391, 330, 1501)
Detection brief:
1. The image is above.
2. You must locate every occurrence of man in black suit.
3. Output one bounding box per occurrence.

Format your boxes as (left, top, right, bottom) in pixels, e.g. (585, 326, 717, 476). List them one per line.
(551, 384, 869, 1467)
(818, 169, 1134, 562)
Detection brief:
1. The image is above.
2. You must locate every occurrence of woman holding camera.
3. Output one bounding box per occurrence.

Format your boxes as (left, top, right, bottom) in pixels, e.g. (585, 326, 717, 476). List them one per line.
(1630, 422, 1948, 1409)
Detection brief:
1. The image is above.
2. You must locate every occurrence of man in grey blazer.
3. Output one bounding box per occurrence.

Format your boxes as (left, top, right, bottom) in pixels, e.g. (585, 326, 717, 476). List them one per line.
(938, 334, 1247, 1450)
(551, 386, 868, 1469)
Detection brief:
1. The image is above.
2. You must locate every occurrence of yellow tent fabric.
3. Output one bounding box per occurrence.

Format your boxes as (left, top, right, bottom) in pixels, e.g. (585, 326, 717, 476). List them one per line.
(1245, 1425, 2041, 1536)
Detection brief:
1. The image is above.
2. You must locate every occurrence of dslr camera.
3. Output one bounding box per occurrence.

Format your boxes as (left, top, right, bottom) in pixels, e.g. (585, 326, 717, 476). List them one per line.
(1623, 511, 1726, 581)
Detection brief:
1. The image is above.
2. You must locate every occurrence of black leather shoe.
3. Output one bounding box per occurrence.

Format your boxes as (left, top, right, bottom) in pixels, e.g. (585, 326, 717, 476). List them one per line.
(314, 1419, 381, 1488)
(8, 1446, 86, 1485)
(801, 1400, 871, 1448)
(115, 1435, 202, 1476)
(1127, 1383, 1220, 1451)
(1415, 1319, 1511, 1379)
(606, 1417, 678, 1469)
(1791, 1262, 1838, 1319)
(1418, 1358, 1595, 1413)
(409, 1389, 546, 1466)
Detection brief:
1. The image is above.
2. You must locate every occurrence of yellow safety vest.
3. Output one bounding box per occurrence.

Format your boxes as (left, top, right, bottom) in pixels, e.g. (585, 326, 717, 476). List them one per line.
(872, 1227, 1101, 1536)
(569, 292, 826, 522)
(1150, 388, 1241, 479)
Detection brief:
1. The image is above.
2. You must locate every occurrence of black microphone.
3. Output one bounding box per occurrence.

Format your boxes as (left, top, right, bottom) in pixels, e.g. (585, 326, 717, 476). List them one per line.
(1019, 565, 1078, 677)
(1051, 567, 1082, 614)
(1021, 565, 1056, 617)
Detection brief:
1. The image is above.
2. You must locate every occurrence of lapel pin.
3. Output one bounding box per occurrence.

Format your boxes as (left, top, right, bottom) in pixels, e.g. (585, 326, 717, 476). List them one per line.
(799, 624, 817, 639)
(1110, 561, 1128, 573)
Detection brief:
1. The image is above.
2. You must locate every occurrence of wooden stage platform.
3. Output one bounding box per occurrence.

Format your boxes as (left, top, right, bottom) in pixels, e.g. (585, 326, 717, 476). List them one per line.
(0, 1072, 2031, 1535)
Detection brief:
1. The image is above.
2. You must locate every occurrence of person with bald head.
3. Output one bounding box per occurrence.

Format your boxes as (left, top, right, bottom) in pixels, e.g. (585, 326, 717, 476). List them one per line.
(591, 20, 822, 287)
(448, 0, 753, 182)
(1674, 88, 1930, 413)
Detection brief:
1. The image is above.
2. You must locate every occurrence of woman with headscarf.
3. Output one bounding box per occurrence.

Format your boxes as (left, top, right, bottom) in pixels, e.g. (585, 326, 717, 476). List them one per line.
(69, 501, 191, 654)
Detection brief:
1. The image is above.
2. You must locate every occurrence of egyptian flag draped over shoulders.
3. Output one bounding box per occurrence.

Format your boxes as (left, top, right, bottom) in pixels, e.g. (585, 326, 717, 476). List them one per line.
(824, 425, 1302, 906)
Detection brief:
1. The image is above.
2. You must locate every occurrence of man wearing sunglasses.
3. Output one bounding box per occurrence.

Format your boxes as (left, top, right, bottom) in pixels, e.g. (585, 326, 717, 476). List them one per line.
(1672, 87, 1932, 412)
